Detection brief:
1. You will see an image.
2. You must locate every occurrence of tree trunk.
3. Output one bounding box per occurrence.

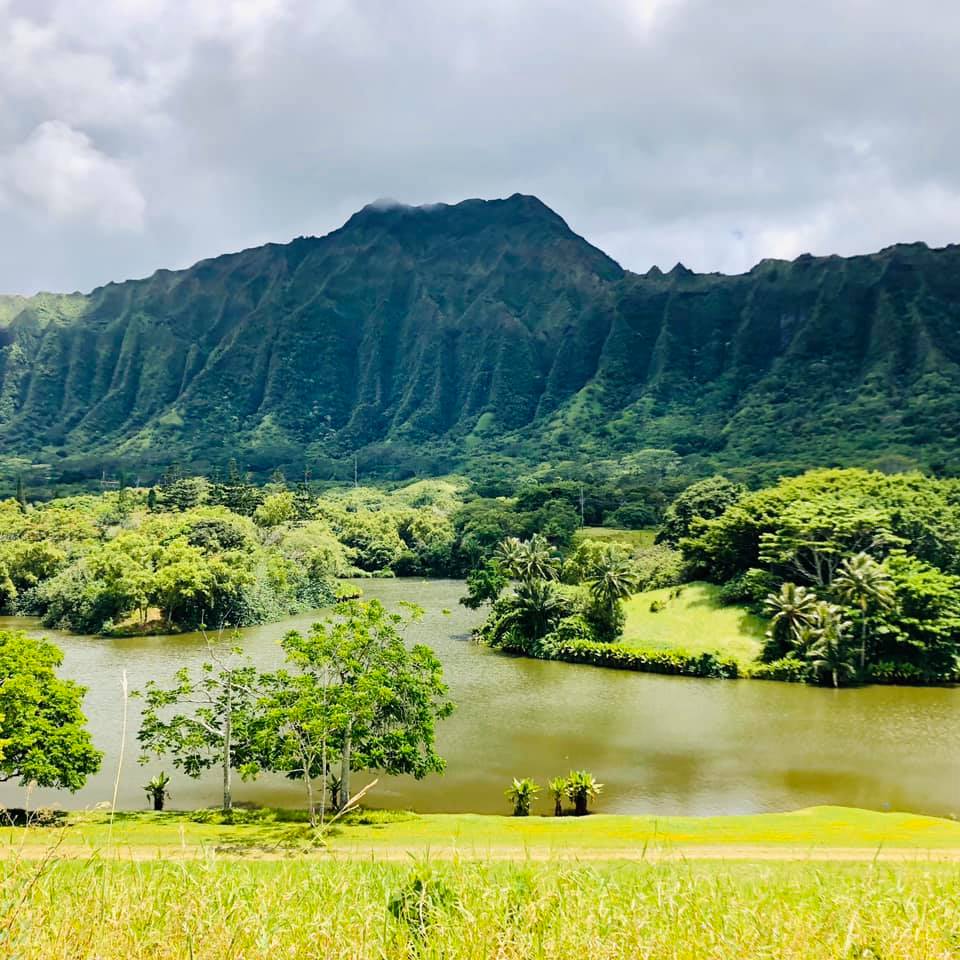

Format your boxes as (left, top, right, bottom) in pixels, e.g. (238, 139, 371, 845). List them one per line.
(305, 775, 316, 827)
(222, 687, 232, 812)
(153, 793, 164, 812)
(859, 604, 868, 671)
(339, 726, 352, 812)
(574, 793, 587, 816)
(832, 668, 838, 689)
(554, 797, 562, 817)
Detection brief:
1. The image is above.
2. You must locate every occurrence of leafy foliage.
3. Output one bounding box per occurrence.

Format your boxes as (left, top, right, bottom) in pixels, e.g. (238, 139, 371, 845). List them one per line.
(0, 632, 102, 789)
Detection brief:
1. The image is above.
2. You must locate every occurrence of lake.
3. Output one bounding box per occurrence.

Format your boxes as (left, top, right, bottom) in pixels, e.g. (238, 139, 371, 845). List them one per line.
(1, 578, 958, 818)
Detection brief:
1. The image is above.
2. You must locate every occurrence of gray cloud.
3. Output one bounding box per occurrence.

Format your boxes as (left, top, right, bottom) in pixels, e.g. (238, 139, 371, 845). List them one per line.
(0, 0, 958, 293)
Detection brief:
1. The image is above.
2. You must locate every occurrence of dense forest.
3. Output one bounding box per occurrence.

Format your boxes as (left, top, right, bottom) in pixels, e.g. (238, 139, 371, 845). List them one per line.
(2, 195, 960, 492)
(1, 464, 957, 687)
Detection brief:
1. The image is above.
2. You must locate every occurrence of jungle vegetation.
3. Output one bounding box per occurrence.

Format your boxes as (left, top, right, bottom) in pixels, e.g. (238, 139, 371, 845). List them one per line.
(466, 468, 960, 686)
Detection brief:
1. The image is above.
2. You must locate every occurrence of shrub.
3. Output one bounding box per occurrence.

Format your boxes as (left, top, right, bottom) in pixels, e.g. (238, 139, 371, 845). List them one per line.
(544, 638, 739, 679)
(867, 661, 959, 685)
(718, 568, 780, 608)
(748, 656, 809, 683)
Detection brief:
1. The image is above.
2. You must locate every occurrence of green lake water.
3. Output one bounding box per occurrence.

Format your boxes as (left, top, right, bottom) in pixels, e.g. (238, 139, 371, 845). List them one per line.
(1, 578, 958, 818)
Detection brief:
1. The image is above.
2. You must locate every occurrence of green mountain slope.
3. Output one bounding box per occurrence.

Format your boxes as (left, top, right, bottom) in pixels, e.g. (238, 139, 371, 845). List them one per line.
(1, 195, 958, 482)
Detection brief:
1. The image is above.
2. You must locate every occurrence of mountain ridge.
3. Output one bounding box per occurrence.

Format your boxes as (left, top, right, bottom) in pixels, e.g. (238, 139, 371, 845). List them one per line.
(1, 194, 958, 484)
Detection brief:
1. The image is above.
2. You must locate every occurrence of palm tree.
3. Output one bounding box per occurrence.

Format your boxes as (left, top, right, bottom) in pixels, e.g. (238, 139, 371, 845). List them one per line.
(587, 549, 640, 611)
(498, 535, 559, 583)
(143, 771, 171, 811)
(806, 602, 856, 688)
(833, 552, 894, 671)
(586, 548, 639, 642)
(490, 579, 566, 650)
(495, 537, 525, 577)
(505, 777, 541, 816)
(764, 582, 818, 657)
(548, 776, 566, 817)
(564, 770, 603, 816)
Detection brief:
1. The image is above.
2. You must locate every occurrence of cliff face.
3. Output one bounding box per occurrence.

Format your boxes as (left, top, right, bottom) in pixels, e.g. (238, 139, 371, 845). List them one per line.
(1, 194, 959, 479)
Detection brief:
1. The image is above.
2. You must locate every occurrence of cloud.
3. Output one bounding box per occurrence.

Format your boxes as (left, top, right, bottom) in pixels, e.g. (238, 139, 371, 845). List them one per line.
(2, 121, 145, 232)
(0, 0, 958, 292)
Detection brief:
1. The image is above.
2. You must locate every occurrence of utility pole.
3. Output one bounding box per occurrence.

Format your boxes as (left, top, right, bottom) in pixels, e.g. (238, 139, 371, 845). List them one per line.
(579, 483, 586, 527)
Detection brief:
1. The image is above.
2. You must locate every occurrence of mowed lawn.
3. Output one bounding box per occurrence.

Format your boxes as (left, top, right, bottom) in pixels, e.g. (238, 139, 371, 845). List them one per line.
(621, 581, 765, 666)
(575, 526, 658, 548)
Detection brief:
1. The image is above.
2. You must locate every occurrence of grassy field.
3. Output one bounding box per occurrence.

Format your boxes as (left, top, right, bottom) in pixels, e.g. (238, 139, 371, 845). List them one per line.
(621, 581, 765, 665)
(575, 526, 658, 548)
(5, 807, 960, 957)
(4, 856, 960, 958)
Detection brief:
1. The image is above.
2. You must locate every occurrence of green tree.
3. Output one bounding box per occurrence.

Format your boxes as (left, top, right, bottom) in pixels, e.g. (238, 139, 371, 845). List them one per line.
(548, 776, 566, 817)
(658, 476, 743, 545)
(505, 777, 540, 816)
(143, 771, 170, 811)
(459, 559, 508, 610)
(497, 534, 559, 583)
(0, 632, 102, 789)
(256, 665, 336, 826)
(564, 770, 603, 816)
(763, 582, 819, 660)
(586, 548, 639, 642)
(833, 552, 894, 670)
(137, 646, 263, 811)
(273, 600, 454, 810)
(806, 602, 856, 688)
(488, 579, 566, 651)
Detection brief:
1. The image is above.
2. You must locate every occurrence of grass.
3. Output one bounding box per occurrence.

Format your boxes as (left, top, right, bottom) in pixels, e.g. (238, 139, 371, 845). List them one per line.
(5, 805, 960, 856)
(6, 807, 960, 957)
(574, 526, 658, 547)
(621, 581, 765, 666)
(4, 857, 960, 958)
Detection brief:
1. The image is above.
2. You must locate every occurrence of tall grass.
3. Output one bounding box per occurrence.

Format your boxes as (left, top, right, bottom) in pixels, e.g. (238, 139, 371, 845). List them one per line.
(2, 854, 958, 958)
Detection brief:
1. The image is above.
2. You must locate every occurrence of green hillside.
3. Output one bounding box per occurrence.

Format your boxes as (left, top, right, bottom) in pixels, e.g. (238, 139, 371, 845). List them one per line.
(1, 195, 959, 483)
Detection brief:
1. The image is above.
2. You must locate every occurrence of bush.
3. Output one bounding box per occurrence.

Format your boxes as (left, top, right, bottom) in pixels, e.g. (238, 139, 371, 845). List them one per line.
(867, 661, 959, 685)
(718, 568, 780, 608)
(545, 637, 739, 679)
(748, 656, 809, 683)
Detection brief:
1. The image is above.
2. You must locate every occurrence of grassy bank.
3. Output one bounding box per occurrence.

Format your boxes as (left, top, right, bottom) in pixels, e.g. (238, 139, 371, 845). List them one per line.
(4, 857, 960, 958)
(5, 806, 960, 857)
(621, 581, 765, 666)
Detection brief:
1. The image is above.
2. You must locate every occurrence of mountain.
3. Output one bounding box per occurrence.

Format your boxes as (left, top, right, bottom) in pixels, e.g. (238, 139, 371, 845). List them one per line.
(1, 194, 959, 484)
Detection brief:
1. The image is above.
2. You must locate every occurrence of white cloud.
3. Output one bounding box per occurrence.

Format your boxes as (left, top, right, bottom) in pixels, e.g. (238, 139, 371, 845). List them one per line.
(2, 121, 145, 232)
(0, 0, 958, 292)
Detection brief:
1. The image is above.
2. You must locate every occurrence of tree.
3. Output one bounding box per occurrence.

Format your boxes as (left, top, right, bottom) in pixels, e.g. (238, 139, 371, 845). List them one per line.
(548, 776, 566, 817)
(0, 632, 102, 789)
(143, 771, 170, 811)
(269, 600, 454, 811)
(586, 549, 639, 642)
(459, 559, 508, 610)
(505, 777, 540, 816)
(658, 476, 743, 545)
(833, 552, 894, 670)
(256, 665, 336, 826)
(137, 645, 263, 811)
(805, 602, 856, 688)
(763, 582, 819, 660)
(488, 579, 566, 651)
(496, 535, 559, 583)
(564, 770, 603, 816)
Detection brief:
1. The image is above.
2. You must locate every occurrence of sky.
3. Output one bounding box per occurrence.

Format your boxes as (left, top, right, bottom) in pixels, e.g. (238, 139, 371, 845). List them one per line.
(0, 0, 958, 294)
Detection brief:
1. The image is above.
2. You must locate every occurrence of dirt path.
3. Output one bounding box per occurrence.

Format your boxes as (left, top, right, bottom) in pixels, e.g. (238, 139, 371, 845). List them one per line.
(4, 844, 960, 863)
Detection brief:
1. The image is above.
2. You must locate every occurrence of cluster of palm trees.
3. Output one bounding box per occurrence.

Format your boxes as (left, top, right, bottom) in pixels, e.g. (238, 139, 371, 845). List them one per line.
(764, 552, 894, 687)
(489, 535, 640, 650)
(506, 771, 603, 817)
